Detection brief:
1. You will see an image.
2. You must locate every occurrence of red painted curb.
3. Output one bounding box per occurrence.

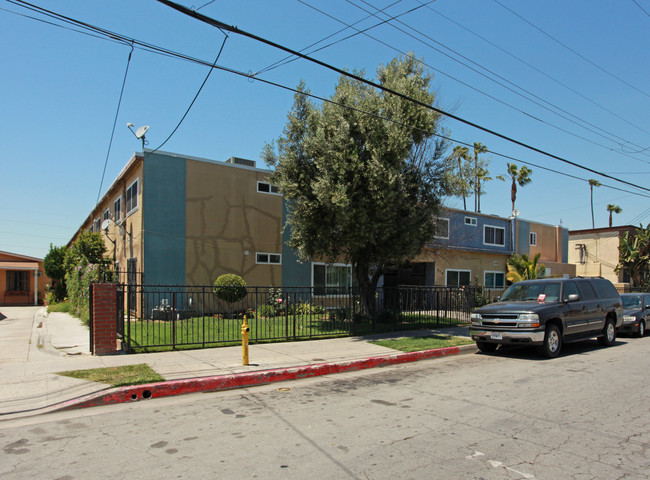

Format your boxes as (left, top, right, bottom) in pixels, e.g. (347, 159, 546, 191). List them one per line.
(56, 344, 476, 412)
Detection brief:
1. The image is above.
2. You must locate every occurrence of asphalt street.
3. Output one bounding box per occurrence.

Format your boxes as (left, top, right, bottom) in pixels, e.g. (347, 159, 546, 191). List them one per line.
(1, 333, 649, 479)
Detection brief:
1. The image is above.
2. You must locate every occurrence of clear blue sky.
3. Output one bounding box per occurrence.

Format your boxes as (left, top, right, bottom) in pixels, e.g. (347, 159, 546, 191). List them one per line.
(2, 0, 650, 259)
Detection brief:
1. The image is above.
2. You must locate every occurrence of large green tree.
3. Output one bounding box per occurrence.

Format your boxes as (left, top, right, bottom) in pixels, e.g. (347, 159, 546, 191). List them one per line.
(263, 55, 449, 319)
(607, 204, 622, 227)
(43, 244, 67, 301)
(445, 145, 471, 210)
(64, 231, 110, 275)
(471, 142, 491, 213)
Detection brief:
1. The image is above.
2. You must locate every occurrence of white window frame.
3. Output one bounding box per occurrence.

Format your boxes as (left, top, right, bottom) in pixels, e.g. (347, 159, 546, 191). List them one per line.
(445, 269, 471, 287)
(484, 224, 505, 246)
(530, 232, 537, 246)
(126, 178, 139, 217)
(114, 196, 122, 222)
(103, 208, 110, 222)
(255, 252, 282, 265)
(312, 262, 353, 296)
(464, 216, 477, 226)
(434, 218, 450, 239)
(257, 181, 281, 195)
(484, 271, 505, 288)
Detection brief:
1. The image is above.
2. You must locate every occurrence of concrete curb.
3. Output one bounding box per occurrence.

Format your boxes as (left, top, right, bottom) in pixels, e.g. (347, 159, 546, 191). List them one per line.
(53, 343, 477, 412)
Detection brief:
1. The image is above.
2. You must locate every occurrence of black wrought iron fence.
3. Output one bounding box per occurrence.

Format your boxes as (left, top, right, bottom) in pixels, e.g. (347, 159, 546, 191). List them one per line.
(115, 283, 504, 353)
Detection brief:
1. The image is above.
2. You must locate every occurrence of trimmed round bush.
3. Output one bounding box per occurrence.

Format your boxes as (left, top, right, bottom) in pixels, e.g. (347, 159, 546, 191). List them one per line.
(213, 274, 248, 304)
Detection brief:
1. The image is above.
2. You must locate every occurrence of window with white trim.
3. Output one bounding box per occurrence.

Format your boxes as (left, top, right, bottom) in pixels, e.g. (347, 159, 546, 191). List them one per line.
(446, 269, 471, 287)
(256, 252, 281, 264)
(126, 179, 139, 215)
(484, 225, 505, 246)
(114, 196, 122, 222)
(313, 263, 354, 295)
(257, 181, 280, 195)
(484, 271, 505, 288)
(530, 232, 537, 246)
(464, 216, 477, 226)
(435, 218, 449, 239)
(103, 209, 110, 222)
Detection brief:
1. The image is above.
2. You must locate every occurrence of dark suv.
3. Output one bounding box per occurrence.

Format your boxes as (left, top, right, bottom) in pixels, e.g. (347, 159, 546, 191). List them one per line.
(470, 277, 623, 358)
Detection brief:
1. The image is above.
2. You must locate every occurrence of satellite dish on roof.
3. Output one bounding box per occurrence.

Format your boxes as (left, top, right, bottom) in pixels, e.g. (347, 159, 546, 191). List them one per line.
(101, 219, 112, 232)
(135, 125, 150, 139)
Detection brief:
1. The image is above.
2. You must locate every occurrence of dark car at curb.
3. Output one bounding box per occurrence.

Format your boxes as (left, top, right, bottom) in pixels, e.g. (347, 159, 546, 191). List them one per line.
(618, 293, 650, 337)
(469, 277, 623, 358)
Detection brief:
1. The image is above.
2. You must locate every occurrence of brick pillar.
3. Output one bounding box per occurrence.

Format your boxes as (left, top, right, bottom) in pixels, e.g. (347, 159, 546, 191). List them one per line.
(91, 283, 118, 355)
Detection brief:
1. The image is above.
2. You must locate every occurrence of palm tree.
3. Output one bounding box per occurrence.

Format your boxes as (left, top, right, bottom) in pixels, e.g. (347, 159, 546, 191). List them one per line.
(449, 145, 470, 210)
(588, 179, 601, 228)
(506, 253, 546, 283)
(607, 204, 622, 227)
(497, 163, 533, 215)
(472, 142, 488, 212)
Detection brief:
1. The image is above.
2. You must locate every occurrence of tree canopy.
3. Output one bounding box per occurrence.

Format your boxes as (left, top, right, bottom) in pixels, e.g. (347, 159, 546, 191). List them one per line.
(263, 54, 449, 318)
(506, 253, 546, 283)
(617, 224, 650, 287)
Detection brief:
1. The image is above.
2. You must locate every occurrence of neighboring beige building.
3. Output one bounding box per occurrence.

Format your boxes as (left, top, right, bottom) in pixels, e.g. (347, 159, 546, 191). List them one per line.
(568, 226, 638, 290)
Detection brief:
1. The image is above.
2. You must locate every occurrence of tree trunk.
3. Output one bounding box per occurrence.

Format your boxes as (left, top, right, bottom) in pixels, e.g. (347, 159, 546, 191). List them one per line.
(355, 262, 382, 327)
(511, 179, 517, 214)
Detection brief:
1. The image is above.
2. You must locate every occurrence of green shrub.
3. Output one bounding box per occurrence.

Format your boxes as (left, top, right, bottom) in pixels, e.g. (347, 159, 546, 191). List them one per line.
(257, 304, 276, 318)
(65, 263, 103, 324)
(213, 274, 248, 304)
(377, 308, 398, 324)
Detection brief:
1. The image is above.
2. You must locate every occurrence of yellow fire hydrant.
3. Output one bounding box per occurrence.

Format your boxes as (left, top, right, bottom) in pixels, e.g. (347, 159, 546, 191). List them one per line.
(241, 315, 250, 366)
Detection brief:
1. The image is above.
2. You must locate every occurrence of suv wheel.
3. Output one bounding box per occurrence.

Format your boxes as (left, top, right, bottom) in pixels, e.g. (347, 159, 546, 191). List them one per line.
(636, 320, 645, 338)
(598, 319, 616, 346)
(476, 341, 498, 353)
(539, 324, 561, 358)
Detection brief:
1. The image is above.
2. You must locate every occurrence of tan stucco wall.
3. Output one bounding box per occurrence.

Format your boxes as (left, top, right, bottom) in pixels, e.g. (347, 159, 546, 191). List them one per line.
(184, 160, 283, 286)
(529, 223, 563, 262)
(568, 232, 621, 283)
(416, 249, 508, 286)
(75, 160, 144, 284)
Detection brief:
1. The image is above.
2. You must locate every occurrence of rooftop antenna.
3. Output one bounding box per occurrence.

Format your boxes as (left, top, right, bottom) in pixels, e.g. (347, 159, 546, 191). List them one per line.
(127, 123, 150, 151)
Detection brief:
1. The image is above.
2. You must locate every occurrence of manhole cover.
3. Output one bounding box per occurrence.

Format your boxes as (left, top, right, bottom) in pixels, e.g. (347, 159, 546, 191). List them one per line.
(278, 387, 291, 392)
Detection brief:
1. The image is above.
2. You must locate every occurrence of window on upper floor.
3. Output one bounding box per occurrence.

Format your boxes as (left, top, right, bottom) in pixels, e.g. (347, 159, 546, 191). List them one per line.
(114, 196, 122, 222)
(484, 225, 505, 246)
(103, 209, 110, 222)
(435, 218, 449, 239)
(257, 181, 280, 195)
(93, 218, 100, 233)
(464, 216, 477, 226)
(126, 179, 139, 216)
(256, 252, 282, 265)
(446, 269, 471, 287)
(484, 271, 505, 288)
(530, 232, 537, 246)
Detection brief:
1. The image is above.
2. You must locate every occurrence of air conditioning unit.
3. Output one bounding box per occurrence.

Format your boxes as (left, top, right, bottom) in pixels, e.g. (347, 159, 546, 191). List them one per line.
(225, 157, 256, 168)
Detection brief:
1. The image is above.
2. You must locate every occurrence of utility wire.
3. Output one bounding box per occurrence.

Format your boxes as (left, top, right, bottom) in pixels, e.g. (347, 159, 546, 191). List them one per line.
(348, 0, 650, 159)
(493, 0, 650, 100)
(150, 34, 228, 153)
(297, 0, 650, 166)
(632, 0, 650, 17)
(421, 1, 650, 143)
(96, 43, 134, 204)
(7, 0, 649, 198)
(156, 0, 650, 194)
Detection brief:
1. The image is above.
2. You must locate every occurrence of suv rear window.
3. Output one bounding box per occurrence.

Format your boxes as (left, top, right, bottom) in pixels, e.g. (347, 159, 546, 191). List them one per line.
(590, 278, 619, 299)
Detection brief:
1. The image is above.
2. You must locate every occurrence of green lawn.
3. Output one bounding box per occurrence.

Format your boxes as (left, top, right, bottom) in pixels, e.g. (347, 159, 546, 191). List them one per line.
(57, 364, 164, 387)
(47, 301, 71, 314)
(370, 334, 474, 352)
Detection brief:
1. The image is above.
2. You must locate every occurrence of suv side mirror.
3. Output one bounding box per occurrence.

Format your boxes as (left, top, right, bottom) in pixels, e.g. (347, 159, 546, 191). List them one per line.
(566, 293, 580, 303)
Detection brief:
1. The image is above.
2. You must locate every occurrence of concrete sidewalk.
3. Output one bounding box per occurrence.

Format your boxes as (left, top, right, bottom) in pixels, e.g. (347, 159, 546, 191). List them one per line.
(0, 306, 474, 420)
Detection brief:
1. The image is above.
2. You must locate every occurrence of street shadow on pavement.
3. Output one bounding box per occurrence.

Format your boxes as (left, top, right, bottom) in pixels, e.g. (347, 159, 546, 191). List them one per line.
(476, 339, 629, 361)
(0, 312, 6, 321)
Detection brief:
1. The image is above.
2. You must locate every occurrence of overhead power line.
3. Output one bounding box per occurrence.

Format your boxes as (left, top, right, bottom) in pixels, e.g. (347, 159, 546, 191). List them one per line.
(155, 0, 650, 194)
(493, 0, 650, 100)
(6, 0, 648, 199)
